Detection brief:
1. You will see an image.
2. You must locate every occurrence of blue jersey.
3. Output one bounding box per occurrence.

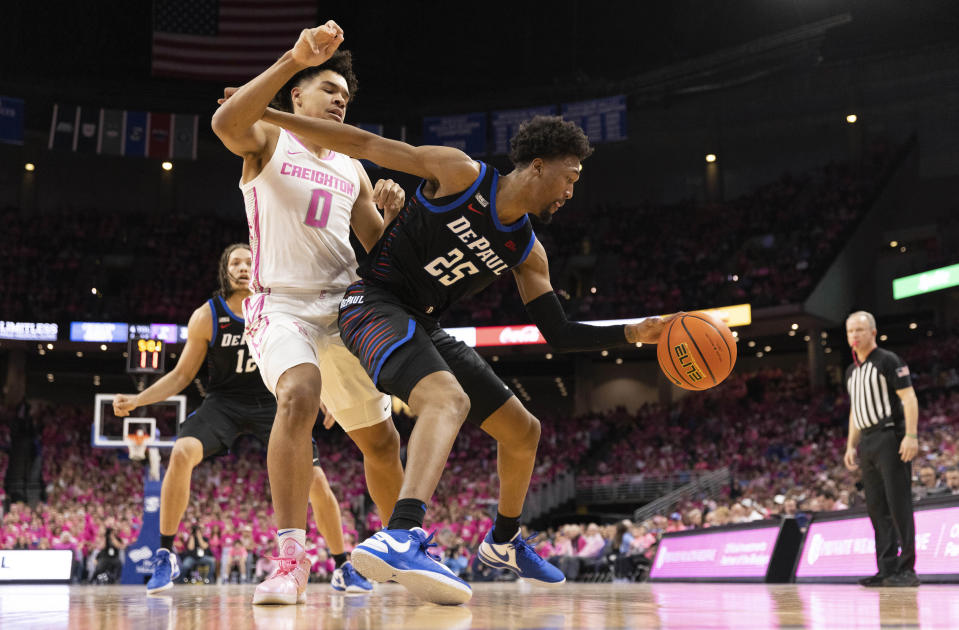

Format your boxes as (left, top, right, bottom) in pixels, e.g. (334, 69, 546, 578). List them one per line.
(358, 162, 536, 319)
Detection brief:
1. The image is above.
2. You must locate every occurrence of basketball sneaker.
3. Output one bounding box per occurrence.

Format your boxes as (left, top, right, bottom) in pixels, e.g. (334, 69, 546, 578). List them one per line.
(331, 561, 373, 594)
(351, 527, 472, 605)
(146, 548, 180, 594)
(478, 528, 566, 584)
(252, 538, 311, 605)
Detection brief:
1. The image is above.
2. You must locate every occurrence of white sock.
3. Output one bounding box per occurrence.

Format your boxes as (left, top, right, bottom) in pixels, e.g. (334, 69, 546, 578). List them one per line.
(277, 527, 306, 550)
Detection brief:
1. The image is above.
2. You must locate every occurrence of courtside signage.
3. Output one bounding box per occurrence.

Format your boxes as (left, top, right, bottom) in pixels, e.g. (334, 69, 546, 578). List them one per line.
(892, 263, 959, 300)
(795, 505, 959, 579)
(0, 321, 58, 341)
(649, 525, 781, 580)
(0, 550, 72, 581)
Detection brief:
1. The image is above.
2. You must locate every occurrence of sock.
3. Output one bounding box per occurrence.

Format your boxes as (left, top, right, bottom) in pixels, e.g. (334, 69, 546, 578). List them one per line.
(387, 498, 427, 530)
(333, 552, 348, 568)
(160, 534, 175, 551)
(492, 513, 520, 543)
(277, 528, 306, 551)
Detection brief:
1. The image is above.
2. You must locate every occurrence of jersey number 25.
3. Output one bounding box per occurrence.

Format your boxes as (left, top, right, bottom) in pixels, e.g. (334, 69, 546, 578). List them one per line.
(424, 248, 479, 286)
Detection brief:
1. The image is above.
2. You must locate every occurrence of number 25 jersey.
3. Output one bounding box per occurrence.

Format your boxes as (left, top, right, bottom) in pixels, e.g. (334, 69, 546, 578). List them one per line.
(358, 162, 537, 319)
(240, 129, 361, 295)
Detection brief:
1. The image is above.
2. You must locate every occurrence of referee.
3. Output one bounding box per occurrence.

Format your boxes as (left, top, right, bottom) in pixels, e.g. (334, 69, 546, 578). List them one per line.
(843, 311, 920, 587)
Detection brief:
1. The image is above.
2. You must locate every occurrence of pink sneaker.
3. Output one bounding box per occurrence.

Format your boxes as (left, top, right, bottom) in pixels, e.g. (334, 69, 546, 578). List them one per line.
(252, 538, 311, 605)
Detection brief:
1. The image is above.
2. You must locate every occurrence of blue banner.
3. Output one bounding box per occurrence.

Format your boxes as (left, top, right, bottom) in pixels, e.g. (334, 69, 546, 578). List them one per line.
(561, 95, 627, 143)
(422, 113, 486, 156)
(121, 468, 163, 584)
(124, 111, 148, 157)
(0, 96, 24, 145)
(70, 322, 128, 343)
(491, 105, 558, 155)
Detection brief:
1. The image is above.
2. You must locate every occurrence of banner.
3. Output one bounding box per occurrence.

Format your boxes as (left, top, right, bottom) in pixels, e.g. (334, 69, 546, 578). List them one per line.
(0, 550, 72, 582)
(124, 111, 148, 157)
(171, 113, 198, 160)
(147, 113, 172, 159)
(75, 106, 100, 154)
(121, 469, 163, 584)
(48, 104, 78, 150)
(649, 521, 787, 581)
(98, 108, 125, 155)
(0, 96, 24, 145)
(0, 321, 58, 341)
(491, 105, 558, 155)
(561, 95, 627, 143)
(423, 113, 487, 155)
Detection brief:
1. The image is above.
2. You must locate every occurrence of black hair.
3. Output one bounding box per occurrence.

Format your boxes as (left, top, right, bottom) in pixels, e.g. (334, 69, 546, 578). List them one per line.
(215, 243, 251, 299)
(508, 115, 594, 167)
(270, 50, 358, 113)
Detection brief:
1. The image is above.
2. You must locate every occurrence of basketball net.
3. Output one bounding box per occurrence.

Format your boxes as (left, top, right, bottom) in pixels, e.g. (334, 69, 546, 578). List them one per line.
(124, 432, 150, 461)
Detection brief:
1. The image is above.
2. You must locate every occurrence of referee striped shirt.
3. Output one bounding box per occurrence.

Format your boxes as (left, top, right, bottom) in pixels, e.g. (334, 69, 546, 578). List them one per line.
(845, 347, 912, 432)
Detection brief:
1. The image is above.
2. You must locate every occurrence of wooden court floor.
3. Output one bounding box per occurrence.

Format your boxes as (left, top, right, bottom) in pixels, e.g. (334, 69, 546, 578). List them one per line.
(2, 582, 958, 629)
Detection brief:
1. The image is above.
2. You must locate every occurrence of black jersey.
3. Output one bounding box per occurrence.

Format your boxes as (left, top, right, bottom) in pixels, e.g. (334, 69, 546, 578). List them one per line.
(845, 347, 912, 432)
(358, 162, 536, 319)
(205, 296, 270, 402)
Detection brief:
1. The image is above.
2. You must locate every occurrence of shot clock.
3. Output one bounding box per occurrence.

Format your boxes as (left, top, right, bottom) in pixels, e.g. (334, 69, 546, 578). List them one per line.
(126, 336, 166, 374)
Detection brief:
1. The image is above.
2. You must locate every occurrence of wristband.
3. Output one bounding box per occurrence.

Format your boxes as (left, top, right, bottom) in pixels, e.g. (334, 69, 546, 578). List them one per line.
(906, 433, 918, 439)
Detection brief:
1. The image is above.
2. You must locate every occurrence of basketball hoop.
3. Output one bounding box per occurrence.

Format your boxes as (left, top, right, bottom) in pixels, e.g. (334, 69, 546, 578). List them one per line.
(124, 431, 152, 461)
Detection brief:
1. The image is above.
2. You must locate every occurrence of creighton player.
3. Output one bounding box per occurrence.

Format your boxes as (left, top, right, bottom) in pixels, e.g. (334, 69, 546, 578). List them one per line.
(113, 244, 372, 595)
(261, 99, 674, 603)
(211, 22, 405, 605)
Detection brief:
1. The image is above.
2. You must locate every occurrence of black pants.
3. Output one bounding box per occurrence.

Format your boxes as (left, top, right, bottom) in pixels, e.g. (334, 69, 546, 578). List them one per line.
(860, 428, 916, 575)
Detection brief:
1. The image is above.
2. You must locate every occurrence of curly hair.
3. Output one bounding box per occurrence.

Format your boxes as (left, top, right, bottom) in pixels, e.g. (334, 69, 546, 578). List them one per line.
(270, 50, 358, 113)
(508, 115, 594, 167)
(214, 243, 251, 299)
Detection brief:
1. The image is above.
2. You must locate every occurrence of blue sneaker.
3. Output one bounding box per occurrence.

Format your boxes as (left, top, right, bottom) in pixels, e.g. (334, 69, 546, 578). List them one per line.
(351, 528, 471, 605)
(478, 528, 566, 584)
(331, 561, 373, 594)
(146, 548, 180, 594)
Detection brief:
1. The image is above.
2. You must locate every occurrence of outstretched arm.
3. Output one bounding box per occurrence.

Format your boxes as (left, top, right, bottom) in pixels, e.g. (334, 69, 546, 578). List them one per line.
(349, 159, 405, 252)
(211, 22, 344, 157)
(513, 240, 673, 352)
(261, 108, 480, 195)
(112, 306, 211, 417)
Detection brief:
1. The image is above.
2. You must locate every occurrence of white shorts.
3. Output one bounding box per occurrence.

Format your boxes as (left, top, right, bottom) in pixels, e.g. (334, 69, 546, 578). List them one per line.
(243, 290, 391, 432)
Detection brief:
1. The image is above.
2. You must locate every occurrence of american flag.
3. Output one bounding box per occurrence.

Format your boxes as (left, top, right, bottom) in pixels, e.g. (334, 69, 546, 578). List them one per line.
(152, 0, 317, 81)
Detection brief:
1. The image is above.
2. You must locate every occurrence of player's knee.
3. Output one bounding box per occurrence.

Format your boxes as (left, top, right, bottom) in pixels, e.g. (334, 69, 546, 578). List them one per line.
(170, 440, 202, 470)
(516, 413, 541, 452)
(275, 381, 322, 425)
(366, 423, 401, 460)
(436, 387, 471, 424)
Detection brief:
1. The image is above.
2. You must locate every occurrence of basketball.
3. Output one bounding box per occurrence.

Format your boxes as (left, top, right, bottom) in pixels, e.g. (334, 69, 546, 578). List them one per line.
(657, 311, 737, 390)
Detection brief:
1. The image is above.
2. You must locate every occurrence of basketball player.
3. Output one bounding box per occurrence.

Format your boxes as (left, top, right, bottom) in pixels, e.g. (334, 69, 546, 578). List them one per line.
(210, 22, 406, 605)
(114, 244, 373, 595)
(258, 70, 673, 603)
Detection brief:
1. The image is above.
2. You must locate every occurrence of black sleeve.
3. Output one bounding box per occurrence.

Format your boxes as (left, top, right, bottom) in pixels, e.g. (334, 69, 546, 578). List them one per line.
(881, 350, 912, 390)
(524, 291, 628, 353)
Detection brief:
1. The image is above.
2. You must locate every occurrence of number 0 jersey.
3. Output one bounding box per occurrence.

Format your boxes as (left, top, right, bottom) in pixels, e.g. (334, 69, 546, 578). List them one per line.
(358, 162, 536, 319)
(240, 129, 361, 294)
(205, 295, 271, 402)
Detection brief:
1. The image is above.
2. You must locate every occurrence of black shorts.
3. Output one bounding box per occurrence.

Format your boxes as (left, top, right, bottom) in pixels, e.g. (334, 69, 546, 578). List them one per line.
(179, 393, 320, 462)
(338, 280, 514, 427)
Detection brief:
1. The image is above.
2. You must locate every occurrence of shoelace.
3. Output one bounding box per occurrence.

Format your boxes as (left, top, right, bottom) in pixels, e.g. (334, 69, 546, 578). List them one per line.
(414, 530, 442, 561)
(267, 555, 300, 576)
(511, 532, 544, 561)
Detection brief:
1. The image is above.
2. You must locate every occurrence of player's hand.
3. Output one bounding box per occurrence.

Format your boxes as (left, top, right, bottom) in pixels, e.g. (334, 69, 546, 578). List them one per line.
(319, 399, 337, 430)
(372, 179, 405, 218)
(291, 21, 344, 68)
(843, 447, 858, 471)
(626, 312, 682, 344)
(216, 87, 239, 105)
(899, 435, 919, 462)
(113, 394, 139, 418)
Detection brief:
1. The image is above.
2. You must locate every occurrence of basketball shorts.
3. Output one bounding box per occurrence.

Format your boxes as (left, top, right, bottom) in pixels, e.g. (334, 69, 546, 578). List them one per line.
(243, 290, 392, 432)
(338, 280, 514, 427)
(179, 393, 321, 462)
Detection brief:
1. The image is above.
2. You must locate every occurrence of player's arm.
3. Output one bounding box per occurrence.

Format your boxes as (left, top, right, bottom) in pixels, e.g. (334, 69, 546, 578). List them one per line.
(512, 240, 672, 351)
(211, 22, 344, 157)
(349, 160, 405, 252)
(844, 409, 860, 471)
(261, 108, 480, 195)
(112, 306, 212, 417)
(897, 385, 919, 462)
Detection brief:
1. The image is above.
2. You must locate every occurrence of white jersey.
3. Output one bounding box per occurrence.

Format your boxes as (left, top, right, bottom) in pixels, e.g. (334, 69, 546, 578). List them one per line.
(240, 129, 361, 294)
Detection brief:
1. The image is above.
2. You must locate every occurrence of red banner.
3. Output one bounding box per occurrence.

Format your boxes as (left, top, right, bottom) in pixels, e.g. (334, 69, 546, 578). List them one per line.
(146, 113, 172, 159)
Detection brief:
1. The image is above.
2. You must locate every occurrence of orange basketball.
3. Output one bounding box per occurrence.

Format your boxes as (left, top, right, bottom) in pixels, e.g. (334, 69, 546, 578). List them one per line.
(657, 311, 737, 390)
